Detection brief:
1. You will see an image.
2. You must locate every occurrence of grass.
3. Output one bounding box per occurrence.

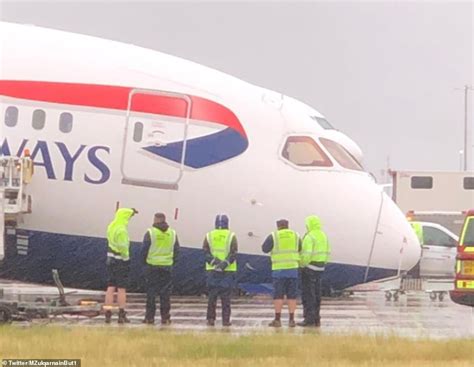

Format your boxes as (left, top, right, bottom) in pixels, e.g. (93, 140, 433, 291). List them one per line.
(0, 326, 473, 367)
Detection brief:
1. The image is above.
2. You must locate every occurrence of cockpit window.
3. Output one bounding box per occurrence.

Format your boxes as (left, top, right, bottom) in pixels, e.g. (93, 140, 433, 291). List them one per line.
(320, 138, 363, 171)
(311, 116, 335, 130)
(282, 136, 333, 167)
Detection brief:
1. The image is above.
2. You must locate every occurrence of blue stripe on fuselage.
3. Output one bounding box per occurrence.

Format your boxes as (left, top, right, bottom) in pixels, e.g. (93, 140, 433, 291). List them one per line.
(142, 127, 249, 169)
(0, 230, 396, 295)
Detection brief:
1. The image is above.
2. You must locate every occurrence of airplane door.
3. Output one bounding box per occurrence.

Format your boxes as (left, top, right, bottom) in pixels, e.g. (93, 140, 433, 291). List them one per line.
(120, 89, 191, 190)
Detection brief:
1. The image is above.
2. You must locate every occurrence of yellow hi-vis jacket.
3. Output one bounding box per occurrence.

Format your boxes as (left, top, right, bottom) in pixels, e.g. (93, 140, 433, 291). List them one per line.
(300, 215, 330, 270)
(410, 222, 424, 246)
(107, 208, 134, 261)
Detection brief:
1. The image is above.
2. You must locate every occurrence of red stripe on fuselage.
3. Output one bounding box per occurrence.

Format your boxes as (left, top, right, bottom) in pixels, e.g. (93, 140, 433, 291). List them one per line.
(0, 80, 246, 137)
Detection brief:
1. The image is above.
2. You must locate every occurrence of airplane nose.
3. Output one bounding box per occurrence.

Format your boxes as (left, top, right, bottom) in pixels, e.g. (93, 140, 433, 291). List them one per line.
(369, 192, 422, 273)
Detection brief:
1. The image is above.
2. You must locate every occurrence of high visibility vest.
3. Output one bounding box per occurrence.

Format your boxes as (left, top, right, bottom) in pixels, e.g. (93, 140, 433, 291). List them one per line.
(270, 229, 300, 271)
(146, 227, 176, 266)
(411, 222, 424, 245)
(302, 230, 330, 265)
(206, 229, 237, 272)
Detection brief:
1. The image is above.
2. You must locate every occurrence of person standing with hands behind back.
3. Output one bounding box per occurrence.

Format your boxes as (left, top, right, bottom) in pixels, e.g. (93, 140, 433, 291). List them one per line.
(203, 214, 238, 327)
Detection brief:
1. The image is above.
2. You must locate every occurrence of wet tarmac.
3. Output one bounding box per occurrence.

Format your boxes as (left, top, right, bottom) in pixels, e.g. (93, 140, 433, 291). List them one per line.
(1, 279, 473, 339)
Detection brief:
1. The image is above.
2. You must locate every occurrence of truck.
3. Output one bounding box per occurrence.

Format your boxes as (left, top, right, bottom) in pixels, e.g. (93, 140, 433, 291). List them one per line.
(390, 170, 474, 234)
(390, 170, 473, 279)
(450, 209, 474, 306)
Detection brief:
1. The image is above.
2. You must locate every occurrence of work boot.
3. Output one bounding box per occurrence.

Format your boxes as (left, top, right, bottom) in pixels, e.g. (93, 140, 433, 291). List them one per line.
(315, 319, 321, 328)
(104, 310, 112, 324)
(288, 319, 296, 328)
(222, 321, 232, 327)
(268, 319, 282, 328)
(161, 318, 172, 326)
(297, 320, 315, 327)
(142, 318, 155, 325)
(118, 309, 130, 324)
(207, 319, 215, 327)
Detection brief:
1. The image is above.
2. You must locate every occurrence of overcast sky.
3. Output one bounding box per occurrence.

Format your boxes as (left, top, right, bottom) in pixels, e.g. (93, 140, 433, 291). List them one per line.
(1, 0, 472, 178)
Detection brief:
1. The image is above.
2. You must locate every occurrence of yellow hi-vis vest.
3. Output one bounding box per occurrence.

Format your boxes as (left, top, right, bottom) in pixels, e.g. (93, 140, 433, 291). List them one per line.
(410, 222, 424, 245)
(271, 229, 300, 271)
(206, 229, 237, 272)
(146, 227, 176, 266)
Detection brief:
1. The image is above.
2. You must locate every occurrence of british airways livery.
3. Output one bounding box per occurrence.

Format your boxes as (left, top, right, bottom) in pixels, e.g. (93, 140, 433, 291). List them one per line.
(0, 22, 421, 294)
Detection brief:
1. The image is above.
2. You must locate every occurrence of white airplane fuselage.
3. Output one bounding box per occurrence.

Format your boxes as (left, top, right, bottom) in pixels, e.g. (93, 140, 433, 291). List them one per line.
(0, 22, 420, 293)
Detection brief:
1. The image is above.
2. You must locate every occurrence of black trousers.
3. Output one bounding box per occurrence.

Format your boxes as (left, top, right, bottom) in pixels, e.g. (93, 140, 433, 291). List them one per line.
(206, 272, 234, 323)
(207, 285, 232, 322)
(301, 268, 322, 324)
(145, 266, 172, 321)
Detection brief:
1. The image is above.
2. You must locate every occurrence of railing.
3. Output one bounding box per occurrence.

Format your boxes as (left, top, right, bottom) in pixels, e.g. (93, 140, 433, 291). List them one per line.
(0, 156, 33, 214)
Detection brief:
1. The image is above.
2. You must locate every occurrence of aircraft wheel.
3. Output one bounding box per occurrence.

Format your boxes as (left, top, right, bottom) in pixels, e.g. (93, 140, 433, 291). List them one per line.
(429, 292, 437, 301)
(385, 291, 392, 301)
(393, 292, 399, 301)
(38, 310, 49, 319)
(0, 305, 13, 324)
(438, 292, 445, 301)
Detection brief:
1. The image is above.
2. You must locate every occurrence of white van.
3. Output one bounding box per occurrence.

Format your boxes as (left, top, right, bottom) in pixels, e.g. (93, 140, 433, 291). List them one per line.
(415, 222, 458, 278)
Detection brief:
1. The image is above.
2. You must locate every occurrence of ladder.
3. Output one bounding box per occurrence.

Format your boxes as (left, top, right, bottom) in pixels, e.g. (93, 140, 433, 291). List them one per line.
(0, 156, 33, 217)
(0, 156, 33, 261)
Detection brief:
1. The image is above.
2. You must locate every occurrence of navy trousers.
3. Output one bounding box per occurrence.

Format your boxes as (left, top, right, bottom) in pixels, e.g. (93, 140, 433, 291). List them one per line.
(206, 272, 234, 322)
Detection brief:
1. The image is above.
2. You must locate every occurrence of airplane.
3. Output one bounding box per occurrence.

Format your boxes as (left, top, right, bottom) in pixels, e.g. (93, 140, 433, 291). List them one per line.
(0, 22, 421, 294)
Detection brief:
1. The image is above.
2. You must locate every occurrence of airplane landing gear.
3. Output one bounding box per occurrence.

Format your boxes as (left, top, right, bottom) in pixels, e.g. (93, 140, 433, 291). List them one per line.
(429, 291, 446, 301)
(385, 290, 402, 301)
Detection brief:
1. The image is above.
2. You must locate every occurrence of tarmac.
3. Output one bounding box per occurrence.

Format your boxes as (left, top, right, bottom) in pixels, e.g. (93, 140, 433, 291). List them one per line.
(0, 278, 473, 339)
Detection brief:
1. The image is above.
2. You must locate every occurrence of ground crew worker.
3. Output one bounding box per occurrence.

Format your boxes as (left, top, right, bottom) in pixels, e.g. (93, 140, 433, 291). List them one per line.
(298, 215, 330, 327)
(142, 213, 179, 325)
(409, 221, 424, 278)
(22, 149, 34, 184)
(203, 214, 238, 327)
(104, 207, 137, 324)
(262, 219, 301, 327)
(410, 222, 424, 245)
